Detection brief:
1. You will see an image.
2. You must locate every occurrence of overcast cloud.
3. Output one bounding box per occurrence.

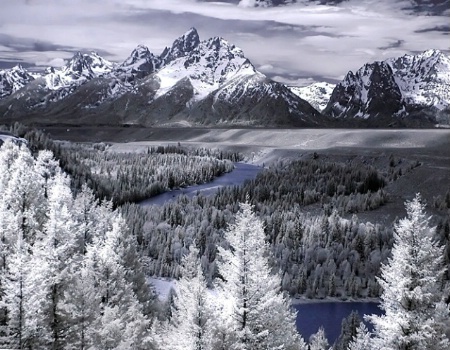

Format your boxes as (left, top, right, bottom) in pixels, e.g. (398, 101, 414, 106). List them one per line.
(0, 0, 448, 85)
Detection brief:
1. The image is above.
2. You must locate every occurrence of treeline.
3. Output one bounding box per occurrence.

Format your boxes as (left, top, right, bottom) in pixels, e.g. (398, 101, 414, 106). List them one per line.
(56, 141, 235, 205)
(221, 158, 389, 214)
(0, 123, 239, 205)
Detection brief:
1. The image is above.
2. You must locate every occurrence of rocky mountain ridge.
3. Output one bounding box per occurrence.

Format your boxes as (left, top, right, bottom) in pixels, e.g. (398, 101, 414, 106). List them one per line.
(0, 28, 448, 128)
(0, 28, 325, 127)
(324, 49, 450, 127)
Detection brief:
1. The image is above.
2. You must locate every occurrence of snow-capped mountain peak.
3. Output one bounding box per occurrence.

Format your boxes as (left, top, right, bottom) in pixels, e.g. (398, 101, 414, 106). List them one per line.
(117, 44, 161, 77)
(63, 51, 112, 77)
(0, 65, 35, 98)
(289, 82, 335, 112)
(160, 27, 201, 65)
(386, 49, 450, 110)
(45, 52, 114, 90)
(155, 35, 253, 101)
(324, 49, 450, 126)
(325, 60, 404, 119)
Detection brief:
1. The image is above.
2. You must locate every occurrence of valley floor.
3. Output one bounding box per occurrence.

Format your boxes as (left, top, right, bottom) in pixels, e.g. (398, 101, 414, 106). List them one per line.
(49, 127, 450, 224)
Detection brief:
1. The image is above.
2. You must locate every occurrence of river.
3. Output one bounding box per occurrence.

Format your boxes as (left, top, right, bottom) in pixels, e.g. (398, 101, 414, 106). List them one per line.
(140, 162, 381, 344)
(139, 162, 262, 206)
(294, 301, 382, 344)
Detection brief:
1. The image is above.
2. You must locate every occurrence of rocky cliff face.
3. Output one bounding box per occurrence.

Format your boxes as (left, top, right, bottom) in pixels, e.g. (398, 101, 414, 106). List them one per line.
(323, 50, 450, 127)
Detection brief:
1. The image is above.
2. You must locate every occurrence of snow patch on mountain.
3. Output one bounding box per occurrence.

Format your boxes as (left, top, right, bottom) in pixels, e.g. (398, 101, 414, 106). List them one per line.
(44, 52, 114, 90)
(117, 45, 161, 77)
(0, 65, 35, 98)
(289, 82, 335, 111)
(325, 49, 450, 123)
(155, 36, 252, 102)
(386, 49, 450, 110)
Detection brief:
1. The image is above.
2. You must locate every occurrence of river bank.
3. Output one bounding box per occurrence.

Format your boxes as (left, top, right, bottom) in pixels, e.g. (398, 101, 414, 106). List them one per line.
(138, 162, 263, 206)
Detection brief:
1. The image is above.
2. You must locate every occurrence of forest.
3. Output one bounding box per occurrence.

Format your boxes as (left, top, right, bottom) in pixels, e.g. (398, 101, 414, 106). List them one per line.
(0, 124, 449, 349)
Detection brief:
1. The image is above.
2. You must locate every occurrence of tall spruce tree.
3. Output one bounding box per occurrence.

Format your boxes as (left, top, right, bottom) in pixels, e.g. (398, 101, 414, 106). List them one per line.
(157, 244, 213, 350)
(347, 323, 371, 350)
(367, 194, 450, 349)
(215, 201, 306, 350)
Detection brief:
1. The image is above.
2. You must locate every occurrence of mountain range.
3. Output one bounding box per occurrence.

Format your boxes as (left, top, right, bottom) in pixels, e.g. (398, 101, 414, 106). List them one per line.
(0, 28, 449, 128)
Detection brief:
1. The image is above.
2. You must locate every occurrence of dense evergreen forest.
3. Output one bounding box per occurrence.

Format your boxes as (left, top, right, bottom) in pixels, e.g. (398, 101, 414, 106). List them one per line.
(0, 124, 449, 349)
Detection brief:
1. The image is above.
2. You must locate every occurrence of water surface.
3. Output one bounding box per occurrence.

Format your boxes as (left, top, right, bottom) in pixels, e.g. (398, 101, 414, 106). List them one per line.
(294, 301, 382, 344)
(139, 162, 262, 206)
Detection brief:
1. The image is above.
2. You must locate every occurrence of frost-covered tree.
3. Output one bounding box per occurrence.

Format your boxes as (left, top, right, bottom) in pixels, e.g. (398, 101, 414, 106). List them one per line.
(62, 251, 101, 350)
(90, 217, 152, 350)
(334, 311, 361, 350)
(367, 194, 450, 349)
(216, 201, 306, 350)
(158, 244, 213, 350)
(309, 327, 329, 350)
(1, 230, 32, 349)
(347, 323, 371, 350)
(0, 141, 156, 349)
(26, 171, 78, 349)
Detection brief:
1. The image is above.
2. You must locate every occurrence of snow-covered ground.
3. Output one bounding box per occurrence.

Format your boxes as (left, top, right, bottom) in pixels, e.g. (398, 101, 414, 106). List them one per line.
(149, 277, 177, 301)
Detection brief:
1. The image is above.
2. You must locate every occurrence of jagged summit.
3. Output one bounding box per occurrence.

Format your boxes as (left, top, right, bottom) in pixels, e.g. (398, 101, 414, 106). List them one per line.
(0, 65, 35, 98)
(118, 44, 161, 77)
(324, 49, 450, 126)
(155, 34, 253, 101)
(44, 51, 114, 90)
(386, 49, 450, 110)
(65, 51, 113, 77)
(160, 27, 201, 65)
(0, 29, 447, 128)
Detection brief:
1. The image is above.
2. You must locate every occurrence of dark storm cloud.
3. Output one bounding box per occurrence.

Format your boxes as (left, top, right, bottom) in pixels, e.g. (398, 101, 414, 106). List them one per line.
(0, 34, 74, 53)
(0, 59, 36, 70)
(415, 25, 450, 34)
(378, 40, 405, 51)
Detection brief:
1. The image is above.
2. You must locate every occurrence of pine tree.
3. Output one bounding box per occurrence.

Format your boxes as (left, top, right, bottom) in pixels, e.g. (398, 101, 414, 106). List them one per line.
(0, 144, 46, 348)
(1, 230, 31, 349)
(26, 171, 78, 349)
(334, 311, 361, 350)
(90, 217, 152, 350)
(347, 323, 372, 350)
(61, 250, 101, 350)
(367, 194, 450, 350)
(158, 244, 213, 350)
(216, 201, 306, 350)
(309, 327, 329, 350)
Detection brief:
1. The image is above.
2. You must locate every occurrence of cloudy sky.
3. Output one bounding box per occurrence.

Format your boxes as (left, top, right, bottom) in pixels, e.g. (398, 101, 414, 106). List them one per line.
(0, 0, 448, 86)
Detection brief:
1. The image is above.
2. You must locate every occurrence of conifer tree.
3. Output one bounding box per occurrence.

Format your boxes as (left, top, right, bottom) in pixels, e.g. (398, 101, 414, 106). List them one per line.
(1, 230, 31, 349)
(26, 171, 77, 349)
(367, 194, 450, 350)
(158, 244, 213, 350)
(216, 201, 306, 350)
(90, 217, 152, 350)
(347, 323, 371, 350)
(309, 327, 329, 350)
